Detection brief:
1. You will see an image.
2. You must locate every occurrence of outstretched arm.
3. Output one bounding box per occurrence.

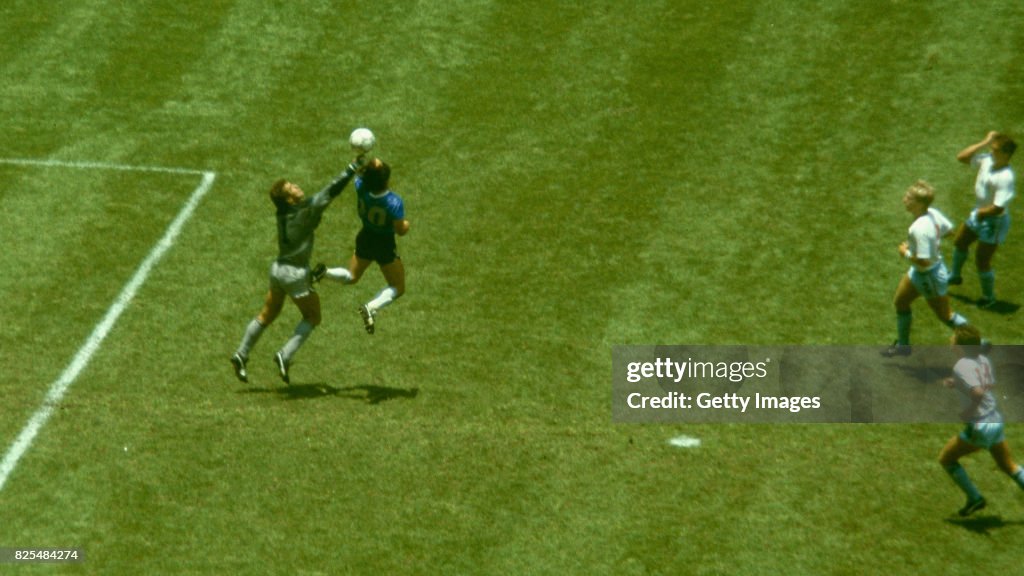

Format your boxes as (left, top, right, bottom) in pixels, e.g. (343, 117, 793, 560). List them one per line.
(309, 156, 366, 208)
(325, 155, 367, 198)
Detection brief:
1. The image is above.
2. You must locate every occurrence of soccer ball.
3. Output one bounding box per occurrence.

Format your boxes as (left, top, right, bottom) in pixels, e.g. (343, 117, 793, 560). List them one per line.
(349, 128, 375, 153)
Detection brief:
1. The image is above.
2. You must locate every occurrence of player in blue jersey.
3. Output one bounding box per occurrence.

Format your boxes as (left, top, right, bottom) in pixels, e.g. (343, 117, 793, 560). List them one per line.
(948, 131, 1016, 308)
(938, 325, 1024, 516)
(230, 156, 363, 384)
(315, 158, 410, 334)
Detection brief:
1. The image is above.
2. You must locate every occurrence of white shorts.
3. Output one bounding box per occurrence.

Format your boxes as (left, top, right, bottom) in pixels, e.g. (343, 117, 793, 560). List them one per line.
(966, 210, 1010, 245)
(269, 261, 313, 299)
(907, 262, 948, 299)
(959, 422, 1005, 449)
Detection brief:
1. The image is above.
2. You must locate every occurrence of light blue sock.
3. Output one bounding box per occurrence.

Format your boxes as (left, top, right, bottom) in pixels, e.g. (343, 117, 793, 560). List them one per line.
(951, 249, 967, 278)
(978, 270, 995, 300)
(945, 463, 983, 501)
(897, 311, 912, 345)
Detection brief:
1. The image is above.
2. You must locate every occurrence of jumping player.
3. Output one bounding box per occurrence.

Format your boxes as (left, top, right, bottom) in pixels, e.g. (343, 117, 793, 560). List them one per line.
(948, 131, 1017, 308)
(315, 158, 410, 335)
(886, 180, 969, 356)
(230, 155, 364, 384)
(938, 325, 1024, 516)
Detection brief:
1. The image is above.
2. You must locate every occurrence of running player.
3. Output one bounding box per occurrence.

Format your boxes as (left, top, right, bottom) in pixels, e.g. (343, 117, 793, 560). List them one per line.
(938, 325, 1024, 516)
(230, 155, 364, 384)
(948, 131, 1017, 308)
(315, 158, 410, 335)
(886, 180, 969, 356)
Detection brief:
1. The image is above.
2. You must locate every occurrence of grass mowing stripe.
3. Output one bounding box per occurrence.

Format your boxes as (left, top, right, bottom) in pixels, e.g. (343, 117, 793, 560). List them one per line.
(0, 170, 215, 493)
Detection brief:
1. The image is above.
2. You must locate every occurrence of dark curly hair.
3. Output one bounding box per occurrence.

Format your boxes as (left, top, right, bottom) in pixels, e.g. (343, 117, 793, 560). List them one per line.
(361, 159, 391, 193)
(994, 134, 1017, 158)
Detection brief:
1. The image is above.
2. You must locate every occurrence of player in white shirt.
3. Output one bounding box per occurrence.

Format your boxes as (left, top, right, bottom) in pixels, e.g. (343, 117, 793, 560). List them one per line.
(886, 180, 968, 356)
(938, 325, 1024, 516)
(949, 131, 1017, 308)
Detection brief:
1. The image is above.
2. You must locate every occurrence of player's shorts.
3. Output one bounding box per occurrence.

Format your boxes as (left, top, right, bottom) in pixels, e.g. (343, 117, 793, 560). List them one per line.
(907, 262, 949, 299)
(959, 421, 1005, 449)
(269, 261, 314, 299)
(965, 210, 1010, 245)
(355, 228, 399, 265)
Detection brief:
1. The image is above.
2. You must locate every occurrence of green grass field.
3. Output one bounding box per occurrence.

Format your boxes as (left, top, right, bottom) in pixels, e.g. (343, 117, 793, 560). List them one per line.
(2, 1, 1024, 574)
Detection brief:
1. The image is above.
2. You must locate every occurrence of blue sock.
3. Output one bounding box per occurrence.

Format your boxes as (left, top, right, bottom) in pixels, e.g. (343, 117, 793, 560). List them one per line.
(945, 463, 983, 501)
(897, 311, 912, 345)
(951, 249, 967, 278)
(979, 270, 995, 300)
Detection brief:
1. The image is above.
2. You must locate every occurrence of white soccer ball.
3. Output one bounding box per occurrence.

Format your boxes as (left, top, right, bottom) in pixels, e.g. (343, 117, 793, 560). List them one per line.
(349, 128, 375, 153)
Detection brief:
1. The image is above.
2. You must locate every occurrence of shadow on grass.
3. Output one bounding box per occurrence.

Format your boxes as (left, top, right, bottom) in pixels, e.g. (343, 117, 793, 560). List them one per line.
(239, 383, 419, 404)
(949, 293, 1020, 315)
(945, 514, 1024, 536)
(336, 385, 419, 404)
(891, 364, 947, 386)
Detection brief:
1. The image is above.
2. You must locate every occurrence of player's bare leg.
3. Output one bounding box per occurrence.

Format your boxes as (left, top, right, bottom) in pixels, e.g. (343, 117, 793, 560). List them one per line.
(257, 289, 287, 325)
(988, 441, 1021, 477)
(990, 441, 1024, 491)
(347, 254, 373, 284)
(939, 435, 981, 467)
(893, 275, 918, 310)
(925, 296, 953, 325)
(321, 253, 372, 285)
(379, 259, 406, 298)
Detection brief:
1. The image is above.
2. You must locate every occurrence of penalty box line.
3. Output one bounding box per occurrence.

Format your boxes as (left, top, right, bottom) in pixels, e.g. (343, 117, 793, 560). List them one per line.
(0, 157, 210, 176)
(0, 160, 217, 493)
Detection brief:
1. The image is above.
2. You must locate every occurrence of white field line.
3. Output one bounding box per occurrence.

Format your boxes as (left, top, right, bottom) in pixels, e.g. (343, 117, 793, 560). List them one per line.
(0, 163, 216, 493)
(0, 157, 209, 176)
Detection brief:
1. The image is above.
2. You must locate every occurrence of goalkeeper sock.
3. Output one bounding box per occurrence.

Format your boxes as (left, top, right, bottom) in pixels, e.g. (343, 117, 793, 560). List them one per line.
(236, 318, 266, 359)
(280, 320, 315, 363)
